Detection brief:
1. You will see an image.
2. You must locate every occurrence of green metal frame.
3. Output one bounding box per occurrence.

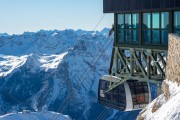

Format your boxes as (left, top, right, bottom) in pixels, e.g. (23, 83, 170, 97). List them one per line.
(109, 47, 167, 84)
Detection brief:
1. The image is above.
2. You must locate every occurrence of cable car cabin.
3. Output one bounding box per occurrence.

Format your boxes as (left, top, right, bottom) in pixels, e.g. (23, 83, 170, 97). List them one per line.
(98, 75, 151, 111)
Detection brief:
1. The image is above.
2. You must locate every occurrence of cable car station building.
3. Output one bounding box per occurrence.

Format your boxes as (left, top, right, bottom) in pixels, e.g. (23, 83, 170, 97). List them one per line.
(98, 0, 180, 111)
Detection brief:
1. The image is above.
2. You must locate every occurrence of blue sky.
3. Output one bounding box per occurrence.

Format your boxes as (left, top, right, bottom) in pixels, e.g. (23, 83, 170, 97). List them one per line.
(0, 0, 113, 34)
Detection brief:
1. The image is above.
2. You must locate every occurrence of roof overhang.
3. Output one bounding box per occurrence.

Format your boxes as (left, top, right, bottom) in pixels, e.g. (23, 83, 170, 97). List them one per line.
(103, 0, 180, 13)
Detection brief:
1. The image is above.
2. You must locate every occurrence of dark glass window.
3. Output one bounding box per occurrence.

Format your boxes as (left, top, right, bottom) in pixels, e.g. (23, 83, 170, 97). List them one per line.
(132, 13, 139, 28)
(118, 14, 124, 29)
(152, 13, 160, 29)
(174, 11, 180, 29)
(125, 14, 132, 28)
(125, 30, 132, 43)
(100, 80, 109, 90)
(117, 30, 125, 43)
(117, 14, 125, 44)
(132, 30, 139, 44)
(161, 12, 169, 45)
(161, 12, 169, 29)
(143, 30, 151, 44)
(143, 13, 151, 29)
(161, 30, 168, 45)
(152, 30, 160, 44)
(143, 13, 151, 44)
(174, 11, 180, 36)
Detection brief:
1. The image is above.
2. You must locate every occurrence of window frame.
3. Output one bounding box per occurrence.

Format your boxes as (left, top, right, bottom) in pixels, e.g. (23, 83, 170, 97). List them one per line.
(116, 11, 170, 48)
(117, 13, 140, 44)
(142, 11, 170, 45)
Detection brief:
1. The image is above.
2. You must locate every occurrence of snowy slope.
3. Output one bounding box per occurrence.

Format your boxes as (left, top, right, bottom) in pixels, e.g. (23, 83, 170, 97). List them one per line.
(137, 80, 180, 120)
(0, 29, 139, 120)
(0, 111, 71, 120)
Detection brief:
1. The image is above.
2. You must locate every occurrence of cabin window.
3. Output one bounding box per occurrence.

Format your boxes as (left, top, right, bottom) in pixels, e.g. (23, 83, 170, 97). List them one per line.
(99, 79, 126, 110)
(128, 80, 149, 109)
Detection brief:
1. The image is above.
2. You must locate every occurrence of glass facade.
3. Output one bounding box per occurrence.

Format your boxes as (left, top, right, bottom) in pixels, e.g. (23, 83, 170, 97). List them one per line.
(117, 12, 170, 45)
(116, 11, 180, 46)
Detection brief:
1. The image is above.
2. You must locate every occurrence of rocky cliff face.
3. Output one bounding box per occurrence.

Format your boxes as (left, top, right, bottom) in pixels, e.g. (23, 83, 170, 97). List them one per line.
(166, 34, 180, 84)
(0, 29, 139, 120)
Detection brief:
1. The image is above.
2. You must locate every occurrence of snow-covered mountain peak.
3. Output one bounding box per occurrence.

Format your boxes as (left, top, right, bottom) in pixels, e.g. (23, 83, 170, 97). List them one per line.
(0, 29, 139, 120)
(0, 55, 27, 78)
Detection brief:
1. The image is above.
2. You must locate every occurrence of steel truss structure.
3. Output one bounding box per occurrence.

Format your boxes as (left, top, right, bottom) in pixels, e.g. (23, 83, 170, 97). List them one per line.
(109, 47, 167, 85)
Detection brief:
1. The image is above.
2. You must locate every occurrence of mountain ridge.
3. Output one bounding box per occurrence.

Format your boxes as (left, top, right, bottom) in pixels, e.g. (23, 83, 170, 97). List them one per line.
(0, 29, 139, 120)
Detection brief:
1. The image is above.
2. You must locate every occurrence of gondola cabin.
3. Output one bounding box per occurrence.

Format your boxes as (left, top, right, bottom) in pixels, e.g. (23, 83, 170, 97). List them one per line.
(98, 75, 151, 111)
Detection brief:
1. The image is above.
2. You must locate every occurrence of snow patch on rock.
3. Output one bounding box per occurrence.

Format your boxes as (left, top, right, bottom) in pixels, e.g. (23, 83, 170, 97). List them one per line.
(137, 80, 180, 120)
